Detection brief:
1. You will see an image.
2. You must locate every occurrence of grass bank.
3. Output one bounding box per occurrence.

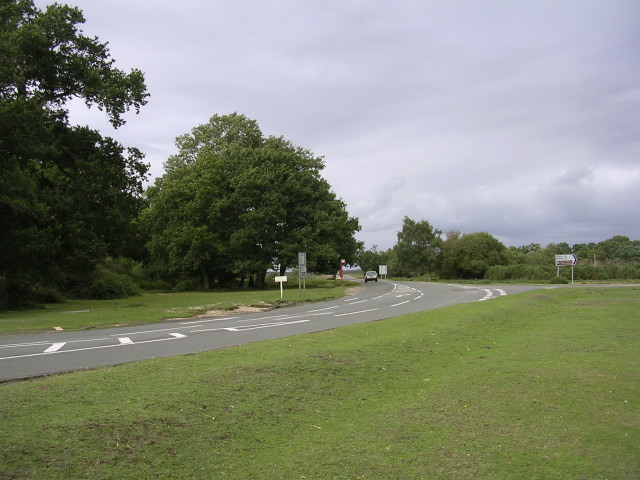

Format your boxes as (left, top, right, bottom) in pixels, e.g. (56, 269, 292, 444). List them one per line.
(0, 277, 358, 335)
(1, 287, 638, 479)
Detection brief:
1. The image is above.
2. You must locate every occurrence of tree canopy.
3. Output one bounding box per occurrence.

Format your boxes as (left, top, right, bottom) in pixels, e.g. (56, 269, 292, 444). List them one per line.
(142, 113, 361, 289)
(394, 216, 442, 278)
(0, 0, 149, 308)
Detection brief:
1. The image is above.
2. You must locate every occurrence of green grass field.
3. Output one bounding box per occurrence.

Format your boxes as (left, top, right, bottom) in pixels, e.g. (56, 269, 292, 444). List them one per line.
(1, 287, 638, 479)
(0, 277, 358, 334)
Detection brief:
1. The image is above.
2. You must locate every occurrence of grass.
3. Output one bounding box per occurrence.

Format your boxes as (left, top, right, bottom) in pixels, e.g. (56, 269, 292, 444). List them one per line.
(0, 277, 358, 335)
(1, 287, 639, 479)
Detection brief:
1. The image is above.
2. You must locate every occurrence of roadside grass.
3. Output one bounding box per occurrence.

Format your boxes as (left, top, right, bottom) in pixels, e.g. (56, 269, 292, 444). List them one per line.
(0, 287, 638, 479)
(0, 277, 358, 334)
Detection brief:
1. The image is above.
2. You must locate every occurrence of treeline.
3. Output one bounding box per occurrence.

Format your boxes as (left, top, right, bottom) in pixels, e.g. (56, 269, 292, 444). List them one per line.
(356, 217, 640, 282)
(1, 2, 360, 309)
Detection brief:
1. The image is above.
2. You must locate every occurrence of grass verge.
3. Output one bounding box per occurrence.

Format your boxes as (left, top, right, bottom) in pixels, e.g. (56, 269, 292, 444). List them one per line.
(0, 277, 358, 335)
(1, 287, 638, 479)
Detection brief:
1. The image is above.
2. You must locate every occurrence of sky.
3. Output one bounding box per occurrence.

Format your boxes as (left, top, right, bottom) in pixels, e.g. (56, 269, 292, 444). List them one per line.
(34, 0, 640, 250)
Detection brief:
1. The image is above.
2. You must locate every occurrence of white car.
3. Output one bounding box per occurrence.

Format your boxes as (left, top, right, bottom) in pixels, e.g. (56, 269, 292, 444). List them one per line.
(364, 271, 378, 283)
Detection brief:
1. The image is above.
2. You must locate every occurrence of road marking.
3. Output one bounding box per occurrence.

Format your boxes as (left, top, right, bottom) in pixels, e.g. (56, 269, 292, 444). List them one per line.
(170, 333, 186, 338)
(344, 297, 358, 302)
(44, 342, 66, 353)
(391, 300, 411, 307)
(193, 319, 310, 334)
(335, 308, 378, 317)
(118, 337, 133, 344)
(479, 289, 493, 301)
(497, 289, 507, 296)
(180, 316, 238, 325)
(0, 336, 181, 361)
(308, 306, 339, 313)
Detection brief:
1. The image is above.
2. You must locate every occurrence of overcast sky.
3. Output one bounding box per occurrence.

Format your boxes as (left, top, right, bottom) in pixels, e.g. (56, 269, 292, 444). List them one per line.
(34, 0, 640, 250)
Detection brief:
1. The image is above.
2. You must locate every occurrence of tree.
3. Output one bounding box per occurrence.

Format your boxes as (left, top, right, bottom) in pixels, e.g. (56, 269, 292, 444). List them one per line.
(393, 217, 442, 278)
(440, 229, 461, 278)
(455, 232, 507, 279)
(1, 1, 149, 307)
(1, 0, 147, 125)
(143, 114, 361, 289)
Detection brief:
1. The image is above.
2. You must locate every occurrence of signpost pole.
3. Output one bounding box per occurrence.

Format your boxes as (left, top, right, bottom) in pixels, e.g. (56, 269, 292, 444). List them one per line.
(298, 252, 306, 297)
(274, 276, 287, 298)
(555, 255, 577, 284)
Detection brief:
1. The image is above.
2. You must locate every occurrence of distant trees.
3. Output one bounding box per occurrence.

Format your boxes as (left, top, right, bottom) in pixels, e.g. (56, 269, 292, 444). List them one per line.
(1, 0, 149, 308)
(358, 218, 640, 281)
(142, 113, 361, 289)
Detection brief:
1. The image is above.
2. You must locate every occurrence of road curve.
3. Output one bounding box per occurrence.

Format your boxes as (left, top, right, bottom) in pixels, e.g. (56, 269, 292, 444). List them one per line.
(0, 280, 544, 381)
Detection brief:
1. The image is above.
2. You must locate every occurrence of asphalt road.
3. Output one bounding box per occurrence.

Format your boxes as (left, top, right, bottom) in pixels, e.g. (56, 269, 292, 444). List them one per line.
(0, 280, 544, 381)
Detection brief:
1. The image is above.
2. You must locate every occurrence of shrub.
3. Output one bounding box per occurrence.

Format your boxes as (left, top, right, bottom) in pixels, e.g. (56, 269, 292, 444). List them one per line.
(73, 263, 140, 300)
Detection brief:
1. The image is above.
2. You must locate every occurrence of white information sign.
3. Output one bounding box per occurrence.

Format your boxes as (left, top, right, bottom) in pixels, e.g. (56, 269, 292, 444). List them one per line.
(274, 276, 287, 298)
(555, 254, 577, 266)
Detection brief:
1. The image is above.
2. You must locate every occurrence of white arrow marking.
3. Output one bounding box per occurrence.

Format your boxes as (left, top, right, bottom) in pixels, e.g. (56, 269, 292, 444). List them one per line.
(170, 333, 186, 338)
(44, 342, 66, 353)
(479, 289, 494, 301)
(118, 337, 133, 344)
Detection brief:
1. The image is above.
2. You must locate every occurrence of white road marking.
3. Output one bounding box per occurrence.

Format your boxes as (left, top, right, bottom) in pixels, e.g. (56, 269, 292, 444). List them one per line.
(44, 342, 66, 353)
(0, 337, 180, 361)
(497, 289, 507, 296)
(391, 300, 411, 307)
(308, 306, 339, 313)
(335, 308, 378, 317)
(479, 289, 494, 301)
(180, 316, 238, 325)
(118, 337, 133, 344)
(170, 333, 186, 338)
(193, 319, 310, 334)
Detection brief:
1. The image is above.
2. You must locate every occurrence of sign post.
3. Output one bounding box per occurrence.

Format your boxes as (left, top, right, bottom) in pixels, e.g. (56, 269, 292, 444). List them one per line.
(340, 259, 345, 286)
(379, 265, 387, 280)
(274, 276, 287, 298)
(555, 254, 577, 284)
(298, 252, 306, 296)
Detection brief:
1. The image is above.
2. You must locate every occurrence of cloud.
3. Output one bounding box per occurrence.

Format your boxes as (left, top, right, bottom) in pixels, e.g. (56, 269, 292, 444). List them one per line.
(34, 0, 640, 249)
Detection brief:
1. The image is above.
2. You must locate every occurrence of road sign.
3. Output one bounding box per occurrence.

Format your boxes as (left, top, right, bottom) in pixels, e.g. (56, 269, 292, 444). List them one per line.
(298, 252, 307, 278)
(555, 254, 577, 266)
(274, 275, 287, 298)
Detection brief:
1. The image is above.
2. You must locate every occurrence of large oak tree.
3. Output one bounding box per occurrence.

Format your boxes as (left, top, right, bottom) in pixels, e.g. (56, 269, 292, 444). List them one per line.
(0, 1, 149, 307)
(143, 113, 361, 288)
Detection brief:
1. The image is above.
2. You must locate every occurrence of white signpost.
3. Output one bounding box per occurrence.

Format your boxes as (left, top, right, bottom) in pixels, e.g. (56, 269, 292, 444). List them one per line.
(379, 265, 387, 280)
(555, 254, 577, 284)
(298, 252, 306, 296)
(274, 275, 287, 298)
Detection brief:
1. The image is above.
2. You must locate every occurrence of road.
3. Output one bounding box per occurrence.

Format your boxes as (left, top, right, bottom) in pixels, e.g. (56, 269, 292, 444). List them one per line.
(0, 280, 544, 381)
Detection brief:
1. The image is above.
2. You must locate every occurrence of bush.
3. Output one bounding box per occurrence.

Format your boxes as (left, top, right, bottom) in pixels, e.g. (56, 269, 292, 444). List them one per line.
(73, 263, 140, 300)
(484, 264, 554, 281)
(549, 276, 569, 284)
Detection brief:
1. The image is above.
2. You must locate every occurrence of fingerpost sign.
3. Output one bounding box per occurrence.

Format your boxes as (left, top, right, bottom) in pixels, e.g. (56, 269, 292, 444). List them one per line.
(555, 254, 577, 284)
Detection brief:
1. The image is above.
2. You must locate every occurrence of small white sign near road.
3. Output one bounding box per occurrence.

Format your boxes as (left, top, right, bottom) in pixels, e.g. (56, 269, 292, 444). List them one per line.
(275, 275, 287, 298)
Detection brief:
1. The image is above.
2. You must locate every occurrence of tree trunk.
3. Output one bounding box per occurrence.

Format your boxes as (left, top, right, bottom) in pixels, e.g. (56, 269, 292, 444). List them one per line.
(255, 270, 266, 289)
(200, 266, 210, 290)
